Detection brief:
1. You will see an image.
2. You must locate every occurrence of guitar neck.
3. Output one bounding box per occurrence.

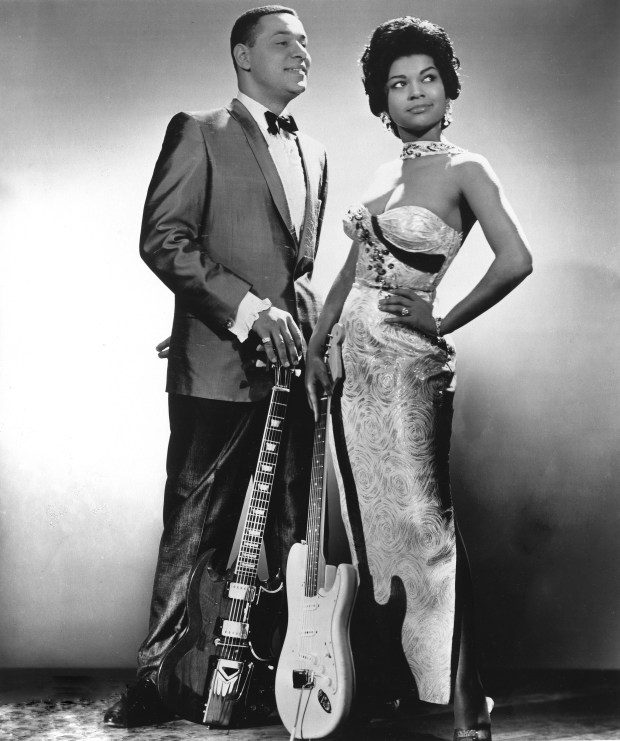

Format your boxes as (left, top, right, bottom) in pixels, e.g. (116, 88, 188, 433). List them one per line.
(235, 370, 293, 584)
(305, 393, 331, 597)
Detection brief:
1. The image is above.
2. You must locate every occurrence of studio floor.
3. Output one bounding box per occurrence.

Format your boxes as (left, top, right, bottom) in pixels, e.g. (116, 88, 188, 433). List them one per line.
(0, 669, 618, 741)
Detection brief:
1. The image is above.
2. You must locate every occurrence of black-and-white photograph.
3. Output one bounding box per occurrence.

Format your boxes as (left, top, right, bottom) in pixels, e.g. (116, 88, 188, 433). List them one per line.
(1, 1, 618, 739)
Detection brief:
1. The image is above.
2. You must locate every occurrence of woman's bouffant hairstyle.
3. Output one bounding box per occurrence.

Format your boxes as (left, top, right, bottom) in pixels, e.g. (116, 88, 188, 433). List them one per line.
(361, 17, 461, 136)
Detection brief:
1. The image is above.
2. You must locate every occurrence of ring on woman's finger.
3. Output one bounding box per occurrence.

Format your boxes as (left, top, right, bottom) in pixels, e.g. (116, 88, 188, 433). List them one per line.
(401, 307, 410, 316)
(261, 337, 272, 344)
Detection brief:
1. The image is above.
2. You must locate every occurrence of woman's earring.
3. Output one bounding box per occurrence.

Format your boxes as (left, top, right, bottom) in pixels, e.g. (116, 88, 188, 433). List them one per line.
(380, 111, 393, 131)
(442, 99, 454, 129)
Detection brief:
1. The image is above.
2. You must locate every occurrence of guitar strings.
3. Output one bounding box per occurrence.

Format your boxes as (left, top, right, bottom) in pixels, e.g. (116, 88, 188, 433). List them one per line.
(220, 366, 293, 663)
(224, 377, 286, 656)
(298, 394, 328, 679)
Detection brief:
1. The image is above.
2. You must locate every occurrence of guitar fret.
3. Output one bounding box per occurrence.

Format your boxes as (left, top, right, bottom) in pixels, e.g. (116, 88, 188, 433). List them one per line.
(237, 559, 258, 570)
(242, 542, 262, 550)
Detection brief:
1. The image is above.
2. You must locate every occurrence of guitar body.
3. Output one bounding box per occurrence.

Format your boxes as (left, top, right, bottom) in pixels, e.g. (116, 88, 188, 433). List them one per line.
(158, 547, 283, 726)
(275, 535, 358, 738)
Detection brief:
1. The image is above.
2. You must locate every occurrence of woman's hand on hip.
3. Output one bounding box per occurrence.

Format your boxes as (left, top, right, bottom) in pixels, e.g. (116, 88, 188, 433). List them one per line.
(379, 288, 437, 336)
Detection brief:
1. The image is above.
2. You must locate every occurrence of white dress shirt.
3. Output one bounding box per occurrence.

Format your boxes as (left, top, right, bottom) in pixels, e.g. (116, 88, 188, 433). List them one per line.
(229, 92, 307, 342)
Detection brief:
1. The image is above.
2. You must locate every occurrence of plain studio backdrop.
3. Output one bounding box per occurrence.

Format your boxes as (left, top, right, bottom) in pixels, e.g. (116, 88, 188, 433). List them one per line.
(1, 0, 618, 673)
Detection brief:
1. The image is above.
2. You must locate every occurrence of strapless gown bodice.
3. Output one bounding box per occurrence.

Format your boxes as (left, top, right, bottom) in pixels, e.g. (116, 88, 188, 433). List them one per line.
(344, 204, 463, 299)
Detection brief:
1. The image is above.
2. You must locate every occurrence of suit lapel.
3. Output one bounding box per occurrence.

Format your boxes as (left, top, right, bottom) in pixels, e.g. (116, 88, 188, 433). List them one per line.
(228, 99, 298, 246)
(296, 132, 321, 266)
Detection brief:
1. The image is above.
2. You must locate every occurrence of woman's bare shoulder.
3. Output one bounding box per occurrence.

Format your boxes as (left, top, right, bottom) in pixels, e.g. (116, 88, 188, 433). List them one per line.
(449, 150, 504, 194)
(372, 156, 403, 180)
(451, 150, 495, 176)
(360, 157, 402, 207)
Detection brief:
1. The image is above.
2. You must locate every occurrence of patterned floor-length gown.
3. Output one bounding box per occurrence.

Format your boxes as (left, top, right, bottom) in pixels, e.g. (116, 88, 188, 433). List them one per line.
(332, 203, 463, 704)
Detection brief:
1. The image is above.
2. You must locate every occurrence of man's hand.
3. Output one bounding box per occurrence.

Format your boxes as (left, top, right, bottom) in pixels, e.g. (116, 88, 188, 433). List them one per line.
(252, 307, 303, 367)
(156, 337, 171, 359)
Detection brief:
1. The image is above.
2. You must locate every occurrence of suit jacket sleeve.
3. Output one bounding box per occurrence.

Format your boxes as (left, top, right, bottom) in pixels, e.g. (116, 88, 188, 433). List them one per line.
(140, 112, 252, 327)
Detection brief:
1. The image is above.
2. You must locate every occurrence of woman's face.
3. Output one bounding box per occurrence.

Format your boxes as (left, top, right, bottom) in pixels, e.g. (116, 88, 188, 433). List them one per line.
(385, 54, 446, 140)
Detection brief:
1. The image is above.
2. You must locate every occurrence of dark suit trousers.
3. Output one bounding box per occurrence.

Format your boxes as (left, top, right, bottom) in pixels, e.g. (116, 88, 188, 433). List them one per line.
(137, 380, 313, 680)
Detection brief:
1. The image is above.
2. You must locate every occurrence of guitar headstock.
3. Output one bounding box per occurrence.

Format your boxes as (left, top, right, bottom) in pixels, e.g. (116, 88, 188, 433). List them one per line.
(325, 323, 345, 384)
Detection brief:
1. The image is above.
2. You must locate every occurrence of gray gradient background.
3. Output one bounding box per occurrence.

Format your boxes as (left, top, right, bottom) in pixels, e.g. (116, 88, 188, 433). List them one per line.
(1, 0, 618, 672)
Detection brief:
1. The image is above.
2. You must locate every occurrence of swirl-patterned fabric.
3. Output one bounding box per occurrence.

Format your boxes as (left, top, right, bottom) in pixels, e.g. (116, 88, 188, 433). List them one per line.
(332, 205, 463, 704)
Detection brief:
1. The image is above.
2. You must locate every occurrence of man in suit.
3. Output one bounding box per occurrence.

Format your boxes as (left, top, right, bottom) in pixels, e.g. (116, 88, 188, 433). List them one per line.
(104, 5, 327, 727)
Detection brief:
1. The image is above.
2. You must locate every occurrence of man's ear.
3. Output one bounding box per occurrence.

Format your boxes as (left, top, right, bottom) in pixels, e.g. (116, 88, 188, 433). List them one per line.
(233, 43, 251, 72)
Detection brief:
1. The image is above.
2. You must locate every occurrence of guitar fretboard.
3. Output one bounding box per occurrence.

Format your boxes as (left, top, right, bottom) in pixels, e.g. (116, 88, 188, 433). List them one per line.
(305, 395, 329, 597)
(235, 369, 294, 583)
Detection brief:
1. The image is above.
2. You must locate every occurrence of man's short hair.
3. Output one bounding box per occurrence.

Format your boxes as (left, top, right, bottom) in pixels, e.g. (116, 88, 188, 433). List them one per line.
(230, 5, 298, 69)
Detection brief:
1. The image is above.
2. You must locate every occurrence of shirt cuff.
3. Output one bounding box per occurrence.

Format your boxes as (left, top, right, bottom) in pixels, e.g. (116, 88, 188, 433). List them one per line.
(229, 294, 272, 343)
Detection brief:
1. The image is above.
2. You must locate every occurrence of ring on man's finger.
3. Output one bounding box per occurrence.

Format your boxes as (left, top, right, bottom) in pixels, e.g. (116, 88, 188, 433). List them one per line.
(401, 307, 410, 316)
(261, 337, 271, 343)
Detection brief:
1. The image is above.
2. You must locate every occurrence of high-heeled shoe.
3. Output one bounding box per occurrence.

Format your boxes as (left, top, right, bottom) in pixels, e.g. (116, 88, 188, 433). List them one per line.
(453, 697, 494, 741)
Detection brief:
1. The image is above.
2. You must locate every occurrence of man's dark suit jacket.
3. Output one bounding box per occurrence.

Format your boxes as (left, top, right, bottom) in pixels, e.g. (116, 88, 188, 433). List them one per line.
(140, 98, 328, 401)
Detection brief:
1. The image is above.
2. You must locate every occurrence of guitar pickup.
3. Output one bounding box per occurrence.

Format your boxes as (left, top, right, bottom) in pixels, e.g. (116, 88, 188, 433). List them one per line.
(292, 669, 314, 689)
(227, 581, 256, 602)
(220, 619, 249, 640)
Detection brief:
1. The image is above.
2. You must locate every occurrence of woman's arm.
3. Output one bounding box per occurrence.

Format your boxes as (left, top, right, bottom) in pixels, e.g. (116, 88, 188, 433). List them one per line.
(380, 154, 532, 335)
(305, 240, 359, 419)
(441, 155, 533, 333)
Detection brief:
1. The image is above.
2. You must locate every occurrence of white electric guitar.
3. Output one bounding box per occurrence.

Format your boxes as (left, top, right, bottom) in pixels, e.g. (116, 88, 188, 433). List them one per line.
(275, 324, 358, 740)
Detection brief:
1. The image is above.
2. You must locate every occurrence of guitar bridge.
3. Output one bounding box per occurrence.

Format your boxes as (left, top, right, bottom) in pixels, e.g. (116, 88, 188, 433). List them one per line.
(292, 669, 314, 689)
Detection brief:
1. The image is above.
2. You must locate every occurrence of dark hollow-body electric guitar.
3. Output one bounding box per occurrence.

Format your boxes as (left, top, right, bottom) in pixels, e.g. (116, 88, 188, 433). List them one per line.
(158, 364, 299, 727)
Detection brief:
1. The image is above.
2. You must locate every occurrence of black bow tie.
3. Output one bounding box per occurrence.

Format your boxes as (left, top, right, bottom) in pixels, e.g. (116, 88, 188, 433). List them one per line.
(264, 111, 298, 136)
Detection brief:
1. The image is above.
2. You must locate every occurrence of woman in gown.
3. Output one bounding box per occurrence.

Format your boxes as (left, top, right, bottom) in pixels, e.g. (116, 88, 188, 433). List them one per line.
(305, 17, 532, 741)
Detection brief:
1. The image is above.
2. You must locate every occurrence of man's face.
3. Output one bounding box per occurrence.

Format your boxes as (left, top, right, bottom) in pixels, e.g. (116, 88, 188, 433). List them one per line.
(241, 13, 310, 107)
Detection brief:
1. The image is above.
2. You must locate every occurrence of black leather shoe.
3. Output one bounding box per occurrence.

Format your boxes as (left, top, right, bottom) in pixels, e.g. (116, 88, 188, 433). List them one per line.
(103, 677, 175, 728)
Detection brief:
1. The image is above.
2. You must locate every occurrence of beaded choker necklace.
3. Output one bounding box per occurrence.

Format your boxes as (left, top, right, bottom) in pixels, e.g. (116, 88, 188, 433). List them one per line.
(401, 140, 465, 160)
